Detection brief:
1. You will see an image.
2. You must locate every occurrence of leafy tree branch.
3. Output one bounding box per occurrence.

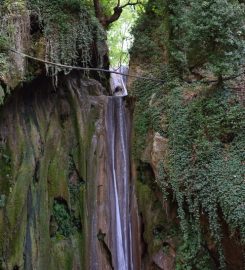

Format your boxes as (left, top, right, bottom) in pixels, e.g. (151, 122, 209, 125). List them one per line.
(93, 0, 141, 28)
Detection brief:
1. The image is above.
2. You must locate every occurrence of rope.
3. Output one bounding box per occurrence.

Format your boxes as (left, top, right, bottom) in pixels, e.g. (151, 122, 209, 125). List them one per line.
(9, 49, 165, 83)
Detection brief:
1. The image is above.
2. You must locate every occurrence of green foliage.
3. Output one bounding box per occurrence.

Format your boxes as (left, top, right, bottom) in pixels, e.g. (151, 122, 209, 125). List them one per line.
(0, 144, 12, 195)
(169, 0, 245, 76)
(46, 0, 82, 12)
(175, 233, 213, 270)
(99, 0, 118, 17)
(131, 66, 166, 157)
(2, 0, 26, 10)
(131, 0, 245, 76)
(165, 83, 244, 268)
(68, 155, 85, 206)
(53, 199, 80, 238)
(133, 73, 245, 267)
(53, 200, 72, 238)
(0, 36, 8, 52)
(0, 85, 4, 105)
(130, 0, 167, 63)
(137, 162, 214, 268)
(0, 194, 6, 208)
(131, 0, 245, 267)
(28, 0, 106, 75)
(108, 6, 137, 67)
(100, 0, 147, 18)
(0, 34, 10, 96)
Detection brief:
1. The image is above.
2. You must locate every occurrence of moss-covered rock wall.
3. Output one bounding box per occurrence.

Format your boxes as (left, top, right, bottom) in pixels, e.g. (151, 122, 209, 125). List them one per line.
(0, 1, 143, 269)
(0, 73, 107, 269)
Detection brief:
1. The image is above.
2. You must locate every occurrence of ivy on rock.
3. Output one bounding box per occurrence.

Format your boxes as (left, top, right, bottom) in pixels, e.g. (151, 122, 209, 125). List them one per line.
(28, 0, 106, 76)
(130, 0, 245, 268)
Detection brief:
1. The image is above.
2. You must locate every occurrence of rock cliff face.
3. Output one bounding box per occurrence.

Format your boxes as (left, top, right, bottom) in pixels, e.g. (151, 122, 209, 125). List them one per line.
(0, 1, 144, 269)
(0, 73, 97, 269)
(0, 72, 142, 269)
(1, 1, 245, 269)
(0, 0, 30, 88)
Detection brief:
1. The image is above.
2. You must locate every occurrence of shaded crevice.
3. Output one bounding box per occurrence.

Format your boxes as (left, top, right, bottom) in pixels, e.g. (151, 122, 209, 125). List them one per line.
(0, 80, 8, 102)
(152, 262, 164, 270)
(68, 154, 86, 210)
(219, 132, 235, 144)
(23, 187, 33, 270)
(30, 12, 43, 36)
(139, 213, 148, 260)
(97, 230, 114, 270)
(68, 154, 86, 184)
(33, 160, 39, 183)
(202, 243, 220, 269)
(137, 161, 155, 187)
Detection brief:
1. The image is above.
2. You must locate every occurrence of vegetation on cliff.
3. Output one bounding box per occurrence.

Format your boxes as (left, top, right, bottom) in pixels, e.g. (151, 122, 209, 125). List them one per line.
(0, 0, 107, 102)
(0, 1, 108, 269)
(0, 0, 244, 269)
(131, 0, 245, 268)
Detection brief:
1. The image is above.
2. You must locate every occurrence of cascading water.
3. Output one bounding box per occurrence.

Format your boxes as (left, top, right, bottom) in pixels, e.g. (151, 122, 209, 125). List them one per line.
(106, 96, 133, 270)
(87, 69, 140, 270)
(103, 67, 133, 269)
(110, 66, 128, 96)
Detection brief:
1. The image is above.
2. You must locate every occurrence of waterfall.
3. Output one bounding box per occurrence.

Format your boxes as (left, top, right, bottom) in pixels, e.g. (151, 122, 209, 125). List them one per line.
(105, 67, 135, 269)
(86, 69, 140, 270)
(110, 66, 128, 96)
(106, 96, 133, 270)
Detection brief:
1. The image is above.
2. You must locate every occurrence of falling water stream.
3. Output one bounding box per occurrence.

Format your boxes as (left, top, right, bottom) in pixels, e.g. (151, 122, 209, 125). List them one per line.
(110, 66, 129, 96)
(106, 68, 133, 269)
(106, 97, 132, 270)
(88, 67, 138, 270)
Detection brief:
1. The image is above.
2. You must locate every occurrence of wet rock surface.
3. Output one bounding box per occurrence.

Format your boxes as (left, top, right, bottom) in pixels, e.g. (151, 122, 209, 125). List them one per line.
(0, 72, 141, 269)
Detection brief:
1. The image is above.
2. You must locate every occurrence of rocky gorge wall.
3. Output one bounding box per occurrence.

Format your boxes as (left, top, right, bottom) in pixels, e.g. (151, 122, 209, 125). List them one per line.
(0, 73, 97, 269)
(0, 1, 145, 269)
(0, 0, 245, 269)
(0, 71, 142, 270)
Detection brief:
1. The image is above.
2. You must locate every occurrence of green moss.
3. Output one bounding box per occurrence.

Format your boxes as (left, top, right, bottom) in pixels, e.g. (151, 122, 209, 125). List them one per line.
(2, 155, 34, 269)
(0, 145, 12, 195)
(48, 153, 69, 202)
(50, 240, 74, 270)
(136, 180, 166, 254)
(131, 67, 166, 158)
(0, 36, 9, 52)
(3, 0, 26, 11)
